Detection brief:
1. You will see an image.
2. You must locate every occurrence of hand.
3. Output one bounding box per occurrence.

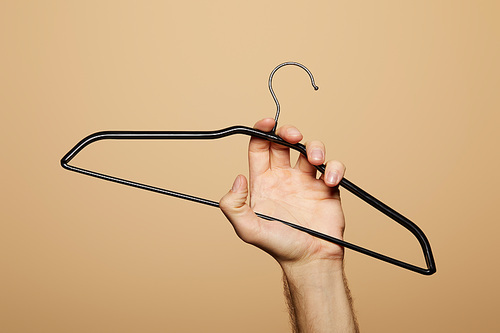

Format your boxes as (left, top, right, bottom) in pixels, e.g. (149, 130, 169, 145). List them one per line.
(219, 118, 346, 267)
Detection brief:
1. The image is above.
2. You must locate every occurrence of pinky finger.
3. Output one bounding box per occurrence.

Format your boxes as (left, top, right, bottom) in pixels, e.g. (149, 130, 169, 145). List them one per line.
(323, 160, 346, 187)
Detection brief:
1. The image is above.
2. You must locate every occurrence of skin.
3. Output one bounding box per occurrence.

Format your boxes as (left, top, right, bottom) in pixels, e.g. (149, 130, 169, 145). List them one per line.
(219, 118, 359, 333)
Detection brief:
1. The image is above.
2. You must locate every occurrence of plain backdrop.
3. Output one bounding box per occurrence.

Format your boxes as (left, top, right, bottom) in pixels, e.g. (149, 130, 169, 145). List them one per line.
(1, 1, 499, 332)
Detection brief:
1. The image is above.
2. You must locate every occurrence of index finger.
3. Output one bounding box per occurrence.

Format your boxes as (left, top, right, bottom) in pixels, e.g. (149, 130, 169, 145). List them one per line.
(248, 118, 275, 176)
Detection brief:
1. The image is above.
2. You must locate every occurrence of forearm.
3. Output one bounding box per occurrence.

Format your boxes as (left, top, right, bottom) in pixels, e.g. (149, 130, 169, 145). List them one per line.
(281, 260, 359, 333)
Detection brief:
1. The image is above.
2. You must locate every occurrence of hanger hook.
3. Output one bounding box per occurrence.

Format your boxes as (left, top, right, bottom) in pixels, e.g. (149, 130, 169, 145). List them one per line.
(268, 62, 319, 133)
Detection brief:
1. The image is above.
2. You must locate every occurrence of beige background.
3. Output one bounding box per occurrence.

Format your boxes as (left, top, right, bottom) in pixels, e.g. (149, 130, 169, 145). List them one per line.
(1, 1, 499, 332)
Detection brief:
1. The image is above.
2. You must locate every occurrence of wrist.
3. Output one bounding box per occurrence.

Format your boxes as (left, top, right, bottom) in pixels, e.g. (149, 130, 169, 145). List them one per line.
(279, 258, 344, 283)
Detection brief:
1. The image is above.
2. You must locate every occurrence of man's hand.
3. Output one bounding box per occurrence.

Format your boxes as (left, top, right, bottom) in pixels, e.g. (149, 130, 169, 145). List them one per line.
(219, 118, 359, 333)
(219, 118, 346, 267)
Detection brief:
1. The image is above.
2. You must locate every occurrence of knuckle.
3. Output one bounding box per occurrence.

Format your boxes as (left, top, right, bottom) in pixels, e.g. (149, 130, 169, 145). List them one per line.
(219, 195, 231, 210)
(308, 140, 323, 147)
(306, 141, 325, 152)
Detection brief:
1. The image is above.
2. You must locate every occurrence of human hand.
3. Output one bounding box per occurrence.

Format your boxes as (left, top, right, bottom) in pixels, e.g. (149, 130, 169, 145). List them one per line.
(219, 118, 346, 268)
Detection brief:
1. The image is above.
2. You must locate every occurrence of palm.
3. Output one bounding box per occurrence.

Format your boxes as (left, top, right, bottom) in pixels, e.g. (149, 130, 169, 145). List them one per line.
(249, 166, 345, 263)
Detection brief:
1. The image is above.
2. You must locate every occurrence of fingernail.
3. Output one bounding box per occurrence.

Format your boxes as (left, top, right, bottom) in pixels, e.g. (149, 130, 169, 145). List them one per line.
(232, 175, 242, 192)
(287, 127, 301, 137)
(310, 149, 324, 162)
(326, 171, 338, 185)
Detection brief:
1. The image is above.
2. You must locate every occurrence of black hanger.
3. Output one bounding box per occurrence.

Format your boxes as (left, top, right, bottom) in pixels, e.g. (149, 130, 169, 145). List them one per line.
(61, 62, 436, 275)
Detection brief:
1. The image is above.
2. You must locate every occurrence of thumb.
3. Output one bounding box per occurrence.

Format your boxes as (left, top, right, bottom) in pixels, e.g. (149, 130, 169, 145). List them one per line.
(219, 175, 261, 244)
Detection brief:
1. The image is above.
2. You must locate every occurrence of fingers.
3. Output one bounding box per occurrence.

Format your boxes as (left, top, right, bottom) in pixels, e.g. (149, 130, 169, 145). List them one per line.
(248, 118, 275, 175)
(271, 125, 303, 168)
(294, 140, 326, 175)
(322, 160, 346, 187)
(219, 175, 262, 244)
(248, 119, 342, 185)
(249, 119, 303, 174)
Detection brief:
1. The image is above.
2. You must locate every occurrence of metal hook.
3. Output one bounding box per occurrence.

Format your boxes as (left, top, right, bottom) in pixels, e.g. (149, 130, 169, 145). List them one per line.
(268, 62, 319, 133)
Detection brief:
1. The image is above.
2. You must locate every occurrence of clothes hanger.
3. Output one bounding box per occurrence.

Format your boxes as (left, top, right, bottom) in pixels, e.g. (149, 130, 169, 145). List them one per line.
(61, 62, 436, 275)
